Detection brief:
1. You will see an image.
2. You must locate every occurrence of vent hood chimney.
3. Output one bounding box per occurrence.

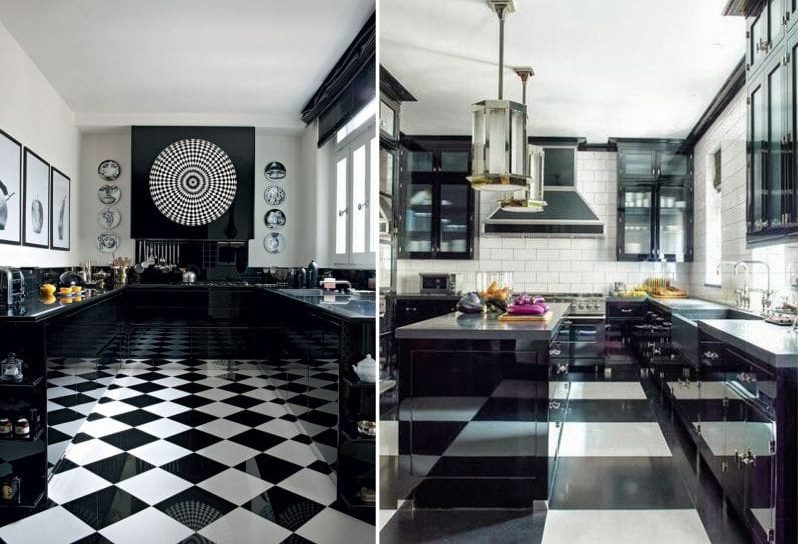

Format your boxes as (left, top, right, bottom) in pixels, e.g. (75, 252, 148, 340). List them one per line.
(483, 145, 605, 237)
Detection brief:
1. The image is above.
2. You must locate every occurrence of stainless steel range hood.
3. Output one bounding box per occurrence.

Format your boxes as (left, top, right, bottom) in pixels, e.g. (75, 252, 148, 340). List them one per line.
(483, 146, 604, 237)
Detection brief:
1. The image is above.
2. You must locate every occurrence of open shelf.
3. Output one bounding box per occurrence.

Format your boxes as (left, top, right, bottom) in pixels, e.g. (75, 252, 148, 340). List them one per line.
(0, 376, 43, 390)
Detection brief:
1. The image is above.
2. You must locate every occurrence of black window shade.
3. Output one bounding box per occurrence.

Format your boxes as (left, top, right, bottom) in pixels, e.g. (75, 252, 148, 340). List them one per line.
(300, 12, 375, 147)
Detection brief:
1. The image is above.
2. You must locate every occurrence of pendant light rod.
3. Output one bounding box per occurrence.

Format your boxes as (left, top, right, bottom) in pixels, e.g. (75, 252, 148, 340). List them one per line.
(498, 14, 505, 99)
(514, 67, 535, 105)
(488, 0, 515, 100)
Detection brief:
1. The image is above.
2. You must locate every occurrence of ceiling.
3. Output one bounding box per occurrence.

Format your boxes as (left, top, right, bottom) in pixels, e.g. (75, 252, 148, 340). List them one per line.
(0, 0, 374, 131)
(380, 0, 745, 142)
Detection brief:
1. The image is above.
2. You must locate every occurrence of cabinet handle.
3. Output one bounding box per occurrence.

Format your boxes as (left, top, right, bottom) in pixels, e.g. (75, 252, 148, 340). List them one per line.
(651, 167, 655, 176)
(703, 351, 719, 360)
(620, 308, 632, 314)
(549, 401, 561, 410)
(357, 200, 369, 211)
(338, 208, 349, 217)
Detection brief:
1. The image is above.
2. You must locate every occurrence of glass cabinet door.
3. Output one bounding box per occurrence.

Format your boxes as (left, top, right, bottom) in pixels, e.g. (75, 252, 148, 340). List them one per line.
(439, 184, 470, 255)
(407, 150, 434, 173)
(766, 57, 787, 229)
(750, 12, 768, 73)
(380, 99, 398, 139)
(749, 81, 767, 233)
(658, 151, 690, 179)
(380, 147, 396, 196)
(440, 150, 470, 173)
(619, 150, 657, 180)
(658, 185, 690, 259)
(619, 186, 653, 258)
(404, 181, 434, 254)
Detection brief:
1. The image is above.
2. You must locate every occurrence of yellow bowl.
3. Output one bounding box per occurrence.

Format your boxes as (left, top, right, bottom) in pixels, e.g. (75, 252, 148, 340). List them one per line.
(71, 285, 82, 293)
(40, 284, 56, 296)
(58, 287, 72, 295)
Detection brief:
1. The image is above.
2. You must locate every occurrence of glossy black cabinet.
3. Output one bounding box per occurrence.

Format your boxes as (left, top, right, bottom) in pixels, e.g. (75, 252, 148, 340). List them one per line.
(399, 136, 474, 260)
(746, 0, 798, 245)
(616, 141, 693, 262)
(678, 331, 797, 544)
(394, 296, 459, 328)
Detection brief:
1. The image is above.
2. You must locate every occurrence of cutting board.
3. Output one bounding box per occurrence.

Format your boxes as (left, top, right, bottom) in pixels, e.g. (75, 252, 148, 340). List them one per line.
(651, 293, 689, 299)
(498, 311, 553, 322)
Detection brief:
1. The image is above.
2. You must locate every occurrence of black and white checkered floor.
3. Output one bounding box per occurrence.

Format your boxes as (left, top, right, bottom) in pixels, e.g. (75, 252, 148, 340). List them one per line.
(379, 364, 750, 544)
(0, 359, 372, 544)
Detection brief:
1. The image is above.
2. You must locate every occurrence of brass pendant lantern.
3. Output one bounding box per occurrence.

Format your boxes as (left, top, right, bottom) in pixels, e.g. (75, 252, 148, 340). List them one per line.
(468, 0, 545, 212)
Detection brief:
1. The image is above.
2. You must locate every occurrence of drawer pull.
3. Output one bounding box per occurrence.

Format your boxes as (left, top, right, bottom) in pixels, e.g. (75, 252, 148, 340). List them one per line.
(620, 308, 632, 314)
(703, 351, 719, 360)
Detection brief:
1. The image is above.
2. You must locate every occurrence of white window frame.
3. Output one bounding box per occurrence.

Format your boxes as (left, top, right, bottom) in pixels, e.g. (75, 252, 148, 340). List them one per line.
(333, 117, 376, 266)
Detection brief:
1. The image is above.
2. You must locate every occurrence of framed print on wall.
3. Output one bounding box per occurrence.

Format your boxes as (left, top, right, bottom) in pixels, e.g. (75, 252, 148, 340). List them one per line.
(0, 129, 22, 245)
(50, 167, 70, 250)
(23, 148, 50, 248)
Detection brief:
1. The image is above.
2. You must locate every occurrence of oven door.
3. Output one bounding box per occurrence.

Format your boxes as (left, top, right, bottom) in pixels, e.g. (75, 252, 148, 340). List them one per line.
(556, 316, 606, 365)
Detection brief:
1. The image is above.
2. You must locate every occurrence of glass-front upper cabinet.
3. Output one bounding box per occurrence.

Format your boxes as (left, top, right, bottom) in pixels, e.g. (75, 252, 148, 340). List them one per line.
(658, 185, 691, 260)
(618, 185, 654, 260)
(380, 97, 399, 141)
(399, 137, 474, 259)
(618, 143, 691, 182)
(749, 77, 767, 235)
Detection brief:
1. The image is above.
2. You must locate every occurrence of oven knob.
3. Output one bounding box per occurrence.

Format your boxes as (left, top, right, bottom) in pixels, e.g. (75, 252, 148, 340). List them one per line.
(577, 303, 585, 310)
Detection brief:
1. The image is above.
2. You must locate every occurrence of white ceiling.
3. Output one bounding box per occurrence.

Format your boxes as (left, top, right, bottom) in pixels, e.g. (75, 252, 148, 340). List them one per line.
(380, 0, 745, 141)
(0, 0, 374, 131)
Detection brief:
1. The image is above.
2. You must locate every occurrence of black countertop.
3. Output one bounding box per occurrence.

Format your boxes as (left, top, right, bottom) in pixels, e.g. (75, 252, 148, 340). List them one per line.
(0, 286, 125, 323)
(698, 319, 798, 369)
(394, 302, 571, 341)
(265, 289, 376, 322)
(0, 284, 376, 324)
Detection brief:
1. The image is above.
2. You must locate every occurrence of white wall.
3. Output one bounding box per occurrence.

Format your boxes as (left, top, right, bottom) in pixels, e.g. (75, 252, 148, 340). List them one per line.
(0, 20, 80, 267)
(78, 129, 304, 267)
(689, 89, 798, 307)
(300, 121, 336, 268)
(397, 150, 688, 294)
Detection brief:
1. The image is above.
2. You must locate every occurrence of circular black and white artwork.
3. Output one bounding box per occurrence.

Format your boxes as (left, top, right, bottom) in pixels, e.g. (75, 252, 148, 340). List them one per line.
(264, 208, 286, 230)
(264, 185, 286, 206)
(264, 161, 286, 180)
(98, 184, 121, 205)
(98, 159, 121, 181)
(149, 139, 237, 226)
(264, 232, 285, 254)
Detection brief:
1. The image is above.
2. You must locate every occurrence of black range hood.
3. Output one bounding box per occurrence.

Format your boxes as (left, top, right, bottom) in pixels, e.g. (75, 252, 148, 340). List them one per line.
(483, 186, 604, 237)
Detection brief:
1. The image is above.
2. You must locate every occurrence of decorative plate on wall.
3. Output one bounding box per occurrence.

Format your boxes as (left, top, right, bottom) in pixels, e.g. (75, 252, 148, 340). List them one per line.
(97, 207, 121, 229)
(96, 232, 119, 253)
(264, 208, 286, 230)
(98, 184, 121, 205)
(264, 185, 286, 206)
(98, 160, 121, 181)
(264, 161, 286, 180)
(264, 232, 285, 254)
(149, 138, 237, 226)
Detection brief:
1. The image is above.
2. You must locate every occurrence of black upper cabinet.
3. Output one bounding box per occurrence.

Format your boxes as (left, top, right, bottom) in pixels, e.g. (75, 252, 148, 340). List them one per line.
(615, 140, 693, 262)
(618, 144, 690, 182)
(398, 136, 474, 259)
(746, 0, 798, 245)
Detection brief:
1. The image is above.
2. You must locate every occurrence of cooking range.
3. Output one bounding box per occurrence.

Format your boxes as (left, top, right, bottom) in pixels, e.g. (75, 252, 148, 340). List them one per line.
(544, 292, 606, 368)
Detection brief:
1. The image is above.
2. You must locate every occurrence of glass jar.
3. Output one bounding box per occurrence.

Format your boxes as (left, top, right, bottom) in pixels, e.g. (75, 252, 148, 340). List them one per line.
(1, 353, 23, 383)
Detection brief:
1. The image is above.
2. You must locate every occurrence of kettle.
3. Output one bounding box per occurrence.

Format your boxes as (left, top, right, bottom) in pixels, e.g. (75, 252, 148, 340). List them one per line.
(181, 266, 198, 284)
(352, 354, 376, 383)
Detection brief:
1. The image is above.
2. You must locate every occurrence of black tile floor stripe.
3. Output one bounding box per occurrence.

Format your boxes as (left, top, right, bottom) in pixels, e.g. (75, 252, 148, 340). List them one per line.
(82, 452, 155, 484)
(155, 486, 236, 531)
(62, 486, 148, 530)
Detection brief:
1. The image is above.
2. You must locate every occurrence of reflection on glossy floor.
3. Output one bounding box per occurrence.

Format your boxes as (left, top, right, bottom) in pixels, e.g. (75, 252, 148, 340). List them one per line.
(379, 361, 750, 544)
(0, 358, 373, 544)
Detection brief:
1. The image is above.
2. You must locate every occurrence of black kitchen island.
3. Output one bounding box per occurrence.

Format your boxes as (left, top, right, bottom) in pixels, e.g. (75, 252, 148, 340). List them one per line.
(394, 303, 570, 509)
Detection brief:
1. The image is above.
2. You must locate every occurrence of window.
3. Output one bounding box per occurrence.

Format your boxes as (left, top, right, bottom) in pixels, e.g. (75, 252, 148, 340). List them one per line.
(334, 103, 376, 265)
(705, 148, 722, 286)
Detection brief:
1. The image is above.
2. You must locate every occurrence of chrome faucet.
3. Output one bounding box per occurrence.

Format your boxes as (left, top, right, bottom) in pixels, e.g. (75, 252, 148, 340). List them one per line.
(732, 260, 772, 315)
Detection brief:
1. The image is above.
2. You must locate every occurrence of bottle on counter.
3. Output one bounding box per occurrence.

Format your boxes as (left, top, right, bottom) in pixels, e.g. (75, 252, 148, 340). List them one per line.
(0, 418, 12, 438)
(297, 267, 307, 289)
(307, 260, 319, 289)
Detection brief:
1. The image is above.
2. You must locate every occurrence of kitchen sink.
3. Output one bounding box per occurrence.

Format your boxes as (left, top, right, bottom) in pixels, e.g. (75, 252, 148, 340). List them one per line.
(672, 308, 762, 367)
(676, 308, 762, 321)
(277, 288, 324, 296)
